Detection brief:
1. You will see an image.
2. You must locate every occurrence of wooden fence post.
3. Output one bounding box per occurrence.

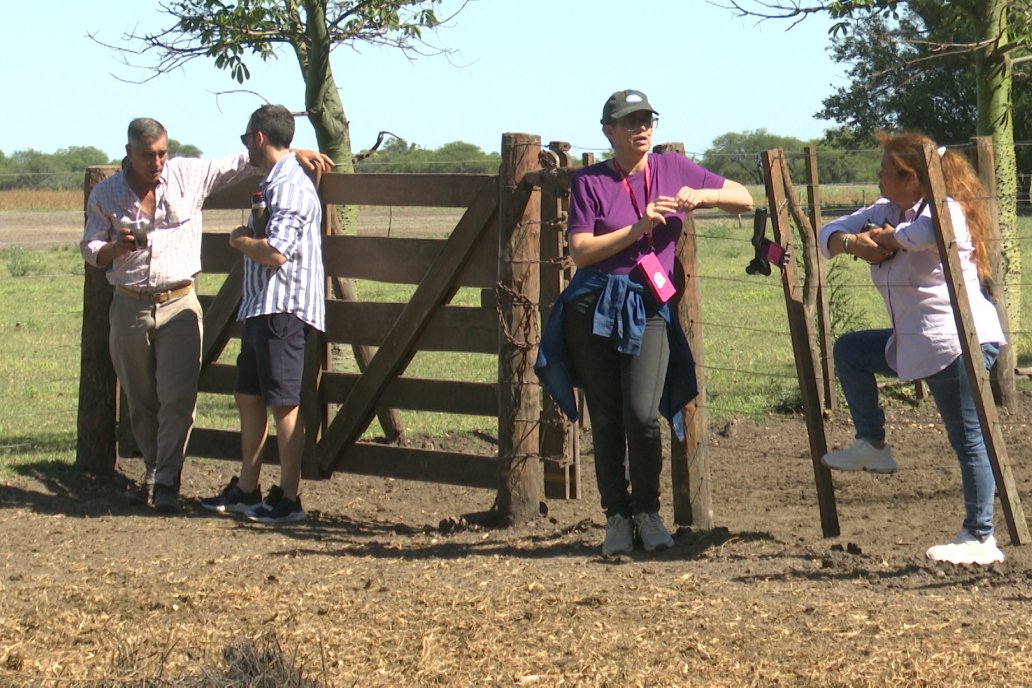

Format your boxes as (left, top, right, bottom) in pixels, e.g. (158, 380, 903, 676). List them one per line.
(540, 141, 579, 499)
(922, 144, 1029, 545)
(75, 166, 119, 473)
(804, 147, 836, 410)
(496, 133, 543, 525)
(972, 137, 1017, 412)
(655, 143, 713, 528)
(762, 149, 839, 538)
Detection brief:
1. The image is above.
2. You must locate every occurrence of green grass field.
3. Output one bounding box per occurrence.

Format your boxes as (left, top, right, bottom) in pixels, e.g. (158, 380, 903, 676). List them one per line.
(2, 214, 1031, 476)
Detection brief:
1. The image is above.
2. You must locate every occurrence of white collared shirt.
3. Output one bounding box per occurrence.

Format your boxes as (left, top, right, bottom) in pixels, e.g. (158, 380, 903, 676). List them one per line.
(82, 152, 254, 290)
(818, 197, 1005, 380)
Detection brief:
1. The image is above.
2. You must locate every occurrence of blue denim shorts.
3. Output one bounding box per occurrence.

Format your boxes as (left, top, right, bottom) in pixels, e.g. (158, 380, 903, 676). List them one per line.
(235, 313, 308, 406)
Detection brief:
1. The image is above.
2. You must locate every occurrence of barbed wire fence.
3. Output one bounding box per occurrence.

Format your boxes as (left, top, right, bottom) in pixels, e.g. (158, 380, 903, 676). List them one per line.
(2, 144, 1032, 473)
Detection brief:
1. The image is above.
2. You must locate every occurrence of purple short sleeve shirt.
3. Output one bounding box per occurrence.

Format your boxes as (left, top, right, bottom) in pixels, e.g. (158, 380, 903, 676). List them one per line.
(567, 152, 726, 276)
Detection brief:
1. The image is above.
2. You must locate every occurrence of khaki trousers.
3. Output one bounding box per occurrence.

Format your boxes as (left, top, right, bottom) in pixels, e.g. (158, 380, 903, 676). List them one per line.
(109, 290, 203, 489)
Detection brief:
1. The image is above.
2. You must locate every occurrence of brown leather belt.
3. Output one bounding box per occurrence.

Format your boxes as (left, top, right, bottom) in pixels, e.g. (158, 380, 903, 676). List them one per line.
(116, 283, 193, 304)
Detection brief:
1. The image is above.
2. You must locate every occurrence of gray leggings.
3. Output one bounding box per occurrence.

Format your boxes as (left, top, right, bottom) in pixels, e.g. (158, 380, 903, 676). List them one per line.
(563, 293, 670, 518)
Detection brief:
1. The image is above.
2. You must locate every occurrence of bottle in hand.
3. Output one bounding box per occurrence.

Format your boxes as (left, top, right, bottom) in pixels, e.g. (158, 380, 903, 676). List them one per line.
(251, 191, 268, 238)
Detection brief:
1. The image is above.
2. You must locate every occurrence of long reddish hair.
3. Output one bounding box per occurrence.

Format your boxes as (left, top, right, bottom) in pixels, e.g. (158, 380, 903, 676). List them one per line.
(875, 130, 992, 282)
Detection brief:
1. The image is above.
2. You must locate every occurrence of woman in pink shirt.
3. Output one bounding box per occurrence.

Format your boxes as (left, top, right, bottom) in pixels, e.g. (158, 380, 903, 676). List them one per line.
(817, 131, 1005, 566)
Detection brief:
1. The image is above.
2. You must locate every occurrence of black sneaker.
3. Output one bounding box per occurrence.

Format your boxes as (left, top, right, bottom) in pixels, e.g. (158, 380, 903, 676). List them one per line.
(246, 485, 307, 524)
(152, 483, 180, 513)
(200, 476, 262, 514)
(126, 483, 151, 506)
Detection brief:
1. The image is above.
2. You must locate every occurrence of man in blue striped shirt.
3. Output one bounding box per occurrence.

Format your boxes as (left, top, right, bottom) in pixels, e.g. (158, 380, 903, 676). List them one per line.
(201, 104, 325, 524)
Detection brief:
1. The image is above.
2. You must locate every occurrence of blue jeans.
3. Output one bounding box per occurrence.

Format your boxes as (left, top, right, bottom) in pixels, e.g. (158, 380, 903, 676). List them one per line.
(834, 329, 1000, 539)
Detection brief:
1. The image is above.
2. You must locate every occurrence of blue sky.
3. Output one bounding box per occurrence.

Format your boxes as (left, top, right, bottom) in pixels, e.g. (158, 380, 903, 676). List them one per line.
(2, 1, 845, 161)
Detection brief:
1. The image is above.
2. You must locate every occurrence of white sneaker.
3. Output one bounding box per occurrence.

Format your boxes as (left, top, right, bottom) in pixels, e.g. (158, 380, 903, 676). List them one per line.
(602, 514, 634, 556)
(633, 512, 675, 552)
(821, 439, 898, 473)
(927, 530, 1005, 565)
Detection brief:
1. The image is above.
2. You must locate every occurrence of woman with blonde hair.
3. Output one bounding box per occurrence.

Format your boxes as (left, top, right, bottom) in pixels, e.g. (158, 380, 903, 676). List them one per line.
(818, 130, 1005, 565)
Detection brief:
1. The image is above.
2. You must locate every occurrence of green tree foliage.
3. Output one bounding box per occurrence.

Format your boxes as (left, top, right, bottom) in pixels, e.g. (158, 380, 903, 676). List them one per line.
(818, 13, 978, 142)
(106, 1, 458, 173)
(0, 146, 112, 190)
(698, 129, 880, 185)
(168, 138, 203, 158)
(700, 130, 810, 184)
(816, 10, 1032, 171)
(354, 138, 500, 174)
(727, 0, 1032, 334)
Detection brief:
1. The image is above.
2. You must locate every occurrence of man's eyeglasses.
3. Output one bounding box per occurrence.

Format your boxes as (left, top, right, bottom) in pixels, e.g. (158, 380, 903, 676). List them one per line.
(240, 130, 258, 145)
(618, 115, 658, 132)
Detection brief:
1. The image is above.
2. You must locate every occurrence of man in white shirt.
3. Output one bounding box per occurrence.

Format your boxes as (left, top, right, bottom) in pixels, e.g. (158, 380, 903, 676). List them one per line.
(82, 117, 331, 512)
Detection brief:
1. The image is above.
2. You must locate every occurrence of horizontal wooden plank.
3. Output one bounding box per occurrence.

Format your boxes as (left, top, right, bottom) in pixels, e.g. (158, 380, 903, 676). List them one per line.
(201, 234, 242, 273)
(197, 294, 242, 326)
(323, 236, 445, 284)
(200, 364, 498, 416)
(320, 373, 498, 415)
(189, 428, 279, 463)
(191, 430, 497, 488)
(461, 224, 500, 288)
(320, 173, 495, 207)
(202, 173, 496, 209)
(198, 363, 237, 395)
(196, 301, 499, 354)
(336, 442, 497, 489)
(324, 301, 497, 353)
(203, 230, 498, 287)
(323, 235, 496, 288)
(203, 176, 262, 209)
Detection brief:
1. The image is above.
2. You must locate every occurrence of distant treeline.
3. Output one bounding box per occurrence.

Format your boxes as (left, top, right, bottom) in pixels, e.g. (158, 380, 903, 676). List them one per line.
(0, 146, 114, 190)
(354, 139, 502, 174)
(1, 131, 891, 190)
(0, 140, 201, 190)
(353, 132, 884, 183)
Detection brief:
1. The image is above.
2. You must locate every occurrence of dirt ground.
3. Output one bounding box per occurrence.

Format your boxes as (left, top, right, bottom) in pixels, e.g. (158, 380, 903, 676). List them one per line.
(4, 209, 1032, 686)
(3, 389, 1032, 687)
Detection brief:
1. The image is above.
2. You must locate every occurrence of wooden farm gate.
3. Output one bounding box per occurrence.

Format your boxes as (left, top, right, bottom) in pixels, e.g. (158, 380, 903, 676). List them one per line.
(76, 134, 581, 519)
(193, 168, 511, 488)
(76, 133, 724, 525)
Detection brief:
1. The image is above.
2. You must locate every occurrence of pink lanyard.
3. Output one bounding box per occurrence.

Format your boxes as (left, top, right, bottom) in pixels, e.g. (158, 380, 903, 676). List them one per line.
(612, 156, 653, 249)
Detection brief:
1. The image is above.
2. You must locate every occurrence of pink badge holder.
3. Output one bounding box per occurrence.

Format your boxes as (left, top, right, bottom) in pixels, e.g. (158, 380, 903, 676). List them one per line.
(635, 251, 676, 304)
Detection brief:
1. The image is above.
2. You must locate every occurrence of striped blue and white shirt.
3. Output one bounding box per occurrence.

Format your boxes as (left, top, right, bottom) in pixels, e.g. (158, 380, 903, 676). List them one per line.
(238, 153, 325, 331)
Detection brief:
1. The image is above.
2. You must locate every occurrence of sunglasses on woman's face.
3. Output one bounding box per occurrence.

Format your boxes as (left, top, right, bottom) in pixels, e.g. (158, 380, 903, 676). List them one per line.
(618, 114, 658, 132)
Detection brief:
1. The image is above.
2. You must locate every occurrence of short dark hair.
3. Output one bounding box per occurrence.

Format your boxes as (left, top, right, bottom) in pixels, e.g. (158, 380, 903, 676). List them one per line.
(127, 118, 167, 147)
(248, 104, 295, 149)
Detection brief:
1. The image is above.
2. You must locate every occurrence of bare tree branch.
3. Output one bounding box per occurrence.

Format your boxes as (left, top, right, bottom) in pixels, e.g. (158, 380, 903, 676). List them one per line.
(709, 0, 831, 30)
(352, 130, 403, 163)
(211, 89, 274, 113)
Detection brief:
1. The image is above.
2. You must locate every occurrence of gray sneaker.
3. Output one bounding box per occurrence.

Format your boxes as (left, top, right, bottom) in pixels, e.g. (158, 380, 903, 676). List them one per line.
(602, 514, 634, 556)
(821, 439, 898, 473)
(634, 512, 675, 552)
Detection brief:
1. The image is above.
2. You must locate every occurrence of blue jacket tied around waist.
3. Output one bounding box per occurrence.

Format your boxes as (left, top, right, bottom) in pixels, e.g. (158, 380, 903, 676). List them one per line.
(534, 268, 698, 440)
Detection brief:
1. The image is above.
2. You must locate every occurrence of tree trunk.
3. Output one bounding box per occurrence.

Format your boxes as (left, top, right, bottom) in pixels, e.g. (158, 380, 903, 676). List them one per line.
(976, 0, 1021, 335)
(291, 2, 404, 444)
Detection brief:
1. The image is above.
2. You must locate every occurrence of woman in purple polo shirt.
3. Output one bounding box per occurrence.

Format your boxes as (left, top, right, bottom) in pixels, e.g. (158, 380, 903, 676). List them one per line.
(537, 89, 752, 556)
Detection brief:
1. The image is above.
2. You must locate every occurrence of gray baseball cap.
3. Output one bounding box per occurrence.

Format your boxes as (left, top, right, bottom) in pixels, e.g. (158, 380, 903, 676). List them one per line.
(601, 89, 658, 124)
